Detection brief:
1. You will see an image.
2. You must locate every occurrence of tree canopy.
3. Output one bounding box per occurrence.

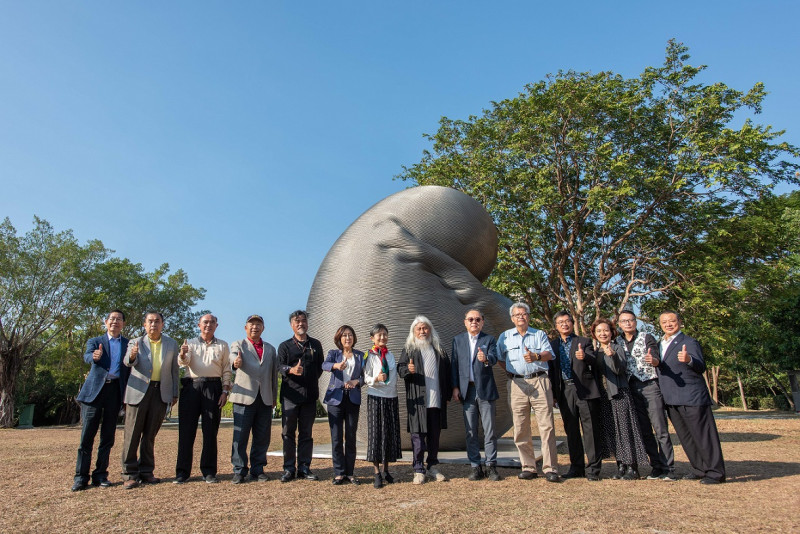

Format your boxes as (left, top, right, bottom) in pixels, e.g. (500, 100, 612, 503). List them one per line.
(398, 40, 799, 335)
(0, 216, 205, 427)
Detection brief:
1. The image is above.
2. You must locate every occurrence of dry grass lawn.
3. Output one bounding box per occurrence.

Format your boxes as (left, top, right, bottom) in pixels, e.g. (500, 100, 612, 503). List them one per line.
(1, 410, 798, 533)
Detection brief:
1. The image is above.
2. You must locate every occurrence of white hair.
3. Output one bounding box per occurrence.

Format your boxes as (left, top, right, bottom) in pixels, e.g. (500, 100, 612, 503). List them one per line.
(509, 302, 530, 316)
(404, 315, 443, 354)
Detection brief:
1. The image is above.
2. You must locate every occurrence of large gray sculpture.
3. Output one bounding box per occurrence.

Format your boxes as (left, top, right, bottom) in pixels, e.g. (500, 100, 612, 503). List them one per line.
(307, 185, 513, 449)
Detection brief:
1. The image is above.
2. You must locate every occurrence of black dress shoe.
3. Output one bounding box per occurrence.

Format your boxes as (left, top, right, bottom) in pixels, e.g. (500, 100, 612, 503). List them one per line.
(140, 475, 161, 484)
(700, 477, 724, 485)
(348, 476, 360, 485)
(332, 477, 346, 485)
(280, 471, 295, 483)
(586, 474, 601, 481)
(92, 478, 112, 488)
(373, 473, 383, 489)
(612, 463, 625, 480)
(382, 472, 394, 484)
(683, 473, 701, 481)
(518, 470, 538, 480)
(71, 481, 89, 492)
(561, 470, 585, 479)
(545, 472, 561, 483)
(173, 475, 189, 485)
(298, 469, 319, 481)
(623, 466, 640, 480)
(468, 466, 485, 481)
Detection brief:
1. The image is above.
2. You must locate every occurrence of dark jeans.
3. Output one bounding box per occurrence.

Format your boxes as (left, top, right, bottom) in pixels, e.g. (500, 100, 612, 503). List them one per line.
(410, 407, 442, 473)
(121, 382, 167, 480)
(667, 404, 726, 481)
(327, 393, 360, 477)
(75, 380, 121, 484)
(630, 377, 675, 472)
(462, 383, 498, 467)
(231, 395, 273, 477)
(281, 398, 316, 472)
(558, 382, 602, 476)
(176, 378, 222, 478)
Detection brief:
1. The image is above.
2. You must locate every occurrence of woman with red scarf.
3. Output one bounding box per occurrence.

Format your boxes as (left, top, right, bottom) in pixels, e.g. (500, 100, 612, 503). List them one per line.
(363, 323, 402, 488)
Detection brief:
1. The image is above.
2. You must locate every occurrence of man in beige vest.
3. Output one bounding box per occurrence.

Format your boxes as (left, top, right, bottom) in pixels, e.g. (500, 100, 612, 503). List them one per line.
(229, 315, 279, 484)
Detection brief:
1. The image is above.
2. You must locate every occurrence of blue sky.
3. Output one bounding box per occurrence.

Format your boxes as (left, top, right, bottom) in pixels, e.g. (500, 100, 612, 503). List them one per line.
(2, 1, 798, 348)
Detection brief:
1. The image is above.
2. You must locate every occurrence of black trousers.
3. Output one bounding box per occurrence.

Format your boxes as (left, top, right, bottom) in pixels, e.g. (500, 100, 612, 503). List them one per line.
(75, 380, 121, 484)
(667, 404, 725, 481)
(558, 382, 602, 476)
(327, 393, 360, 477)
(176, 378, 222, 478)
(281, 398, 316, 472)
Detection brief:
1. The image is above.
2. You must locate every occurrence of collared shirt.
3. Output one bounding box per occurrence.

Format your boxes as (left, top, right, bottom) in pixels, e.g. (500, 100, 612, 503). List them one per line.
(179, 336, 232, 387)
(660, 330, 682, 357)
(150, 338, 162, 381)
(342, 354, 356, 384)
(107, 333, 122, 379)
(249, 337, 264, 360)
(558, 334, 575, 380)
(620, 331, 659, 381)
(497, 327, 553, 376)
(468, 334, 478, 382)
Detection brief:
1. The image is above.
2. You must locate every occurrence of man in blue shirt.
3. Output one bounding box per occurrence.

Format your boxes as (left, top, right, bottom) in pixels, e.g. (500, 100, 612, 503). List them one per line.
(497, 302, 561, 483)
(72, 310, 130, 491)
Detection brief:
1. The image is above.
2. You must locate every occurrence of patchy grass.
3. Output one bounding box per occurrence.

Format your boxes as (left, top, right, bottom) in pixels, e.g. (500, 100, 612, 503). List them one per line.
(1, 412, 798, 532)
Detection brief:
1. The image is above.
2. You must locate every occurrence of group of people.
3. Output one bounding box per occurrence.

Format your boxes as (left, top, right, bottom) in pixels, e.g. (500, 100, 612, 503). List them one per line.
(72, 302, 725, 492)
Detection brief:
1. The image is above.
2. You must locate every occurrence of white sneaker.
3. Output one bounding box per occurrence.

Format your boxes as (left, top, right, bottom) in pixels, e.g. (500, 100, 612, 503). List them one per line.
(427, 467, 447, 482)
(412, 472, 426, 485)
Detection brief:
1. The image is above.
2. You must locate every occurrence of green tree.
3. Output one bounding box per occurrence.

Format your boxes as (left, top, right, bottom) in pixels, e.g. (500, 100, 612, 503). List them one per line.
(398, 40, 799, 334)
(1, 217, 207, 427)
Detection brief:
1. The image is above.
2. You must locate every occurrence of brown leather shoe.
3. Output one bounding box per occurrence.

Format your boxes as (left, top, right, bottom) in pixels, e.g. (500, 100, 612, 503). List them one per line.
(123, 479, 140, 490)
(140, 475, 161, 485)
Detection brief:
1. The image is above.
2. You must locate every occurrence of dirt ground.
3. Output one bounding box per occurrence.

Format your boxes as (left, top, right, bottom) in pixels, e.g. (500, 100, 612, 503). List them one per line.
(1, 409, 798, 533)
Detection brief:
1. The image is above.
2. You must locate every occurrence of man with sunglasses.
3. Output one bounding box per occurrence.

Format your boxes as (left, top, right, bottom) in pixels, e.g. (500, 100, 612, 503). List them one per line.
(451, 309, 502, 482)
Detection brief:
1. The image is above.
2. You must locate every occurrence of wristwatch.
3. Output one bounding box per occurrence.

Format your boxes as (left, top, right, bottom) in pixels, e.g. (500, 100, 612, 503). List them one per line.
(535, 353, 541, 361)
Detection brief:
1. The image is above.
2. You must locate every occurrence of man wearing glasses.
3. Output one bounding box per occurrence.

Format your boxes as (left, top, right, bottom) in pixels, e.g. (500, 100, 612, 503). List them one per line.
(450, 309, 501, 482)
(277, 310, 324, 483)
(616, 310, 677, 481)
(497, 303, 561, 482)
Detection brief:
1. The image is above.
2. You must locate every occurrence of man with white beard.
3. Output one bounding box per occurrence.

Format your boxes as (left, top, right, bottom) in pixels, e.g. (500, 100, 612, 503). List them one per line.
(397, 316, 452, 485)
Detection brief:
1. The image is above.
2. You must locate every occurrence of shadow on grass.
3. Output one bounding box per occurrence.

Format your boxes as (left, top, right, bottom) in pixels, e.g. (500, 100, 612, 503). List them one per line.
(718, 432, 781, 442)
(723, 459, 800, 482)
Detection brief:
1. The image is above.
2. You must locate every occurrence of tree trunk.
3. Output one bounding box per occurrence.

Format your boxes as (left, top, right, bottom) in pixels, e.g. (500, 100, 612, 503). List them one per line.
(737, 373, 748, 411)
(711, 365, 720, 405)
(0, 350, 23, 428)
(756, 362, 796, 411)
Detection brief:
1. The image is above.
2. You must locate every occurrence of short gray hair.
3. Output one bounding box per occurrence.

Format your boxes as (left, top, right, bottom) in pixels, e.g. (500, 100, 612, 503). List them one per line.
(509, 302, 530, 317)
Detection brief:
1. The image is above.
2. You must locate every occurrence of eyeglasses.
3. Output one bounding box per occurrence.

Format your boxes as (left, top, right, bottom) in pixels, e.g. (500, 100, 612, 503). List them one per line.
(618, 319, 636, 324)
(555, 320, 572, 326)
(466, 317, 483, 323)
(512, 313, 528, 318)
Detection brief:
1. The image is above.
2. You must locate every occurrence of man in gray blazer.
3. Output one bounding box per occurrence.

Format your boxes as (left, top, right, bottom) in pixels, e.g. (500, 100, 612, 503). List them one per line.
(120, 311, 179, 489)
(229, 314, 279, 484)
(450, 309, 501, 482)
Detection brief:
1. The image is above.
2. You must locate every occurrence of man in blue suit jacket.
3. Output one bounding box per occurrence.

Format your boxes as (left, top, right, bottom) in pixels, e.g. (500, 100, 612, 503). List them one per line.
(72, 310, 130, 491)
(650, 310, 725, 484)
(451, 309, 501, 482)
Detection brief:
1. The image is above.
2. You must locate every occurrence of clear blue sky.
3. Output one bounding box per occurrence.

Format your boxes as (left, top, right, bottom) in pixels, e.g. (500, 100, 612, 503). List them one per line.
(2, 1, 798, 348)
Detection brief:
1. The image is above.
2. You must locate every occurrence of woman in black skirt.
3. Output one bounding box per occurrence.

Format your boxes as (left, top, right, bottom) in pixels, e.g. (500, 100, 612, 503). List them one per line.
(592, 318, 649, 480)
(363, 324, 402, 488)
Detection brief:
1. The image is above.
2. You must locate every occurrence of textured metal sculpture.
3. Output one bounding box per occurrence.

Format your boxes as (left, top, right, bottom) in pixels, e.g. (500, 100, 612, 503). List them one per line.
(308, 185, 513, 449)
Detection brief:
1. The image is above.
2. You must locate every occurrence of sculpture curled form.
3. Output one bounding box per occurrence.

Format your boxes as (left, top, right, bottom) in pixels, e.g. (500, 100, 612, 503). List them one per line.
(308, 185, 513, 449)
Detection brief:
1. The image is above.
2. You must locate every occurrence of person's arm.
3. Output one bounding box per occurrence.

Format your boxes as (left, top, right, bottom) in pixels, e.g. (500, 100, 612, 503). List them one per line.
(84, 337, 101, 365)
(277, 342, 292, 378)
(321, 350, 338, 372)
(581, 338, 597, 364)
(314, 340, 325, 379)
(397, 349, 411, 379)
(496, 334, 508, 372)
(450, 338, 461, 401)
(220, 342, 232, 391)
(533, 332, 554, 361)
(269, 345, 279, 406)
(486, 336, 499, 365)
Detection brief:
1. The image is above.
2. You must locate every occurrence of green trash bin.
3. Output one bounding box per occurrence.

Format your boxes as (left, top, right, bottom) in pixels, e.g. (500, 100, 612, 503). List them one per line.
(18, 404, 34, 428)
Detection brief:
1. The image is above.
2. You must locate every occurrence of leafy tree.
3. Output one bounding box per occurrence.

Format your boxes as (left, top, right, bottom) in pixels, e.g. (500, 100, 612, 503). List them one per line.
(1, 217, 206, 427)
(398, 40, 799, 334)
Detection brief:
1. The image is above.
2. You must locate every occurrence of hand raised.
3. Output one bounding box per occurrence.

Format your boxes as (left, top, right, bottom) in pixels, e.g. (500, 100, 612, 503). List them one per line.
(130, 340, 139, 360)
(523, 348, 534, 363)
(603, 344, 614, 356)
(407, 360, 416, 374)
(180, 339, 189, 356)
(233, 352, 243, 369)
(290, 362, 304, 376)
(476, 347, 487, 363)
(678, 344, 690, 364)
(644, 348, 659, 366)
(575, 343, 585, 361)
(92, 345, 103, 362)
(335, 360, 348, 371)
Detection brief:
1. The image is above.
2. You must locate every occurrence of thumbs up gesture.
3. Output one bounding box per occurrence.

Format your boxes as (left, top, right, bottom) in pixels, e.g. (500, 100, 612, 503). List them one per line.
(678, 344, 690, 364)
(92, 344, 103, 362)
(644, 348, 659, 366)
(233, 352, 243, 369)
(476, 347, 487, 364)
(603, 344, 614, 356)
(129, 339, 139, 361)
(290, 361, 304, 376)
(575, 343, 585, 360)
(407, 360, 416, 374)
(180, 339, 189, 357)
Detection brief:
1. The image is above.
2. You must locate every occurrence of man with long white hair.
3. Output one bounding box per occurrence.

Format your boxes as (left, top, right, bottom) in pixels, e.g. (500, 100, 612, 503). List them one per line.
(397, 316, 452, 485)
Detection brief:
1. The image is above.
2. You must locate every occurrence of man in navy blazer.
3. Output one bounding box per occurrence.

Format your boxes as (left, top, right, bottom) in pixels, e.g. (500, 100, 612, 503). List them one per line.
(72, 310, 130, 491)
(650, 311, 725, 484)
(451, 309, 501, 481)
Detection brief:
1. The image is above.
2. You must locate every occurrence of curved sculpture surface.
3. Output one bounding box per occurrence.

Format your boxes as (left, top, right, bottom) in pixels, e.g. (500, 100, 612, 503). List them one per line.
(307, 185, 513, 449)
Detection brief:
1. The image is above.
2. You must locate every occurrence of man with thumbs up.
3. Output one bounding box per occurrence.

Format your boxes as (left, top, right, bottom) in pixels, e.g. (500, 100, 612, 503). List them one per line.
(549, 311, 603, 481)
(655, 311, 725, 484)
(72, 310, 130, 491)
(174, 314, 231, 484)
(616, 310, 676, 481)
